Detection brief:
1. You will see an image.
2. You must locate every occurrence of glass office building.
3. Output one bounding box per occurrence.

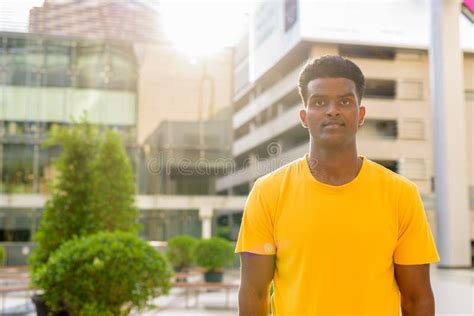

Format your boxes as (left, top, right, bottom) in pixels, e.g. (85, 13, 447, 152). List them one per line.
(0, 32, 139, 262)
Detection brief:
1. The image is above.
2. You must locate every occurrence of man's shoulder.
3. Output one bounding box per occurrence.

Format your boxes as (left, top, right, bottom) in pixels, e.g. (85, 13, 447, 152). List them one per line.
(253, 156, 303, 189)
(365, 158, 418, 192)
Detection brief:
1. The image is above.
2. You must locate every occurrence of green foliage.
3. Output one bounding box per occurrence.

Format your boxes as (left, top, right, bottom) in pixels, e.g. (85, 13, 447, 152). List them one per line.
(193, 237, 235, 272)
(29, 118, 140, 275)
(0, 246, 5, 265)
(29, 119, 101, 273)
(33, 232, 173, 316)
(94, 130, 140, 233)
(166, 235, 198, 270)
(216, 226, 231, 240)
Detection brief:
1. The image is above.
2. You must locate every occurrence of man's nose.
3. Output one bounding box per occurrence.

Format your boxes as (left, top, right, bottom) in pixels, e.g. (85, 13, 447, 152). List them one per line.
(325, 100, 340, 116)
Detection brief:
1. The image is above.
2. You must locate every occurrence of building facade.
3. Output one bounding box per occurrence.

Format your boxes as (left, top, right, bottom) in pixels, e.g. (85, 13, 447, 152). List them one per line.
(29, 0, 160, 43)
(138, 106, 234, 241)
(135, 43, 233, 144)
(215, 1, 474, 245)
(0, 31, 141, 263)
(142, 107, 233, 196)
(0, 28, 237, 264)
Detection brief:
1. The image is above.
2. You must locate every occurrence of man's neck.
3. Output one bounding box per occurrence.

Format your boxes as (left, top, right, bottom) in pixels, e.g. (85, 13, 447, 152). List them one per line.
(307, 140, 362, 186)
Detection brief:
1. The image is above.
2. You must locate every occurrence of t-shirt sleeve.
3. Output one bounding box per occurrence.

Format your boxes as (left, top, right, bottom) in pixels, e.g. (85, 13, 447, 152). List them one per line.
(235, 179, 276, 255)
(393, 183, 440, 265)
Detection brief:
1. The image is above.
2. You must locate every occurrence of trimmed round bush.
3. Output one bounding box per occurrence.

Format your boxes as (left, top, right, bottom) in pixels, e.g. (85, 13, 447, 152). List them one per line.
(193, 237, 235, 272)
(33, 231, 173, 316)
(166, 235, 198, 270)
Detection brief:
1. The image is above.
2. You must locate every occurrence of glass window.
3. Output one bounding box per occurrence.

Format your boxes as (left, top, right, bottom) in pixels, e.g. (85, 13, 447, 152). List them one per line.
(7, 38, 44, 86)
(44, 40, 72, 87)
(107, 47, 137, 91)
(75, 42, 137, 91)
(175, 176, 210, 195)
(1, 144, 34, 193)
(2, 36, 137, 91)
(1, 86, 136, 125)
(365, 79, 396, 99)
(166, 210, 201, 239)
(358, 119, 398, 139)
(0, 209, 33, 242)
(373, 160, 399, 173)
(76, 43, 107, 89)
(38, 145, 61, 194)
(139, 209, 201, 241)
(139, 210, 163, 240)
(233, 183, 250, 195)
(339, 45, 396, 60)
(7, 37, 26, 53)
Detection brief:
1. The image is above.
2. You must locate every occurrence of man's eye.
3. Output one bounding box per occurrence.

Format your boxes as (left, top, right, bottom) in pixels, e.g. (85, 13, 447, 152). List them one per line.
(314, 100, 326, 107)
(339, 99, 351, 106)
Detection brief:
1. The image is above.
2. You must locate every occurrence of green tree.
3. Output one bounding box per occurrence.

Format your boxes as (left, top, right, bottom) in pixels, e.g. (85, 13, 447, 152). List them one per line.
(29, 120, 101, 273)
(94, 129, 140, 233)
(29, 119, 140, 274)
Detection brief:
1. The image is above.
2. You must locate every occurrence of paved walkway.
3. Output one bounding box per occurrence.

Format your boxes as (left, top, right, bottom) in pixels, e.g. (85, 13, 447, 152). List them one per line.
(431, 267, 473, 315)
(0, 266, 472, 315)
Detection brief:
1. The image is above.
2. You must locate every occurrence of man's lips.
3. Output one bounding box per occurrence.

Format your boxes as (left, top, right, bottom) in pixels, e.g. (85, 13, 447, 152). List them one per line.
(322, 122, 345, 128)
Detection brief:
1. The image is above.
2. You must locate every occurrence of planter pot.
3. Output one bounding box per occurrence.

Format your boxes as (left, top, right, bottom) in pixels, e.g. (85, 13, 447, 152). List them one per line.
(32, 294, 69, 316)
(173, 266, 188, 282)
(175, 275, 188, 282)
(203, 271, 223, 283)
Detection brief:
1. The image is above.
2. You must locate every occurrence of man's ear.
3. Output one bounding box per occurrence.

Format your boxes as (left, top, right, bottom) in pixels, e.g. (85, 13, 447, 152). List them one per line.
(299, 108, 308, 128)
(358, 105, 366, 127)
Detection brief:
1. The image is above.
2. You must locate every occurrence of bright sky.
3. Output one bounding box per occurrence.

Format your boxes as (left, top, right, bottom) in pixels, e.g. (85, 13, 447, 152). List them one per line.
(159, 0, 250, 56)
(0, 0, 44, 32)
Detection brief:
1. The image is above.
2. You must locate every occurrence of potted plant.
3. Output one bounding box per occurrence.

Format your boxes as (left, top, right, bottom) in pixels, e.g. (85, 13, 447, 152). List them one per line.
(193, 237, 235, 283)
(166, 235, 198, 272)
(166, 235, 197, 282)
(32, 231, 173, 316)
(28, 119, 142, 315)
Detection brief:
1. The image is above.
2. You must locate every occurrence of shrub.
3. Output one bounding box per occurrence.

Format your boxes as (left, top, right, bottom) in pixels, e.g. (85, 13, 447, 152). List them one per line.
(29, 120, 101, 273)
(216, 226, 231, 240)
(193, 237, 235, 272)
(29, 120, 140, 274)
(94, 130, 140, 233)
(166, 235, 198, 270)
(33, 231, 173, 316)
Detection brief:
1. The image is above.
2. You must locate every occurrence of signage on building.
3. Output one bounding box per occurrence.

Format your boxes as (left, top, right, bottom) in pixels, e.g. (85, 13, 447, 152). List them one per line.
(249, 0, 301, 82)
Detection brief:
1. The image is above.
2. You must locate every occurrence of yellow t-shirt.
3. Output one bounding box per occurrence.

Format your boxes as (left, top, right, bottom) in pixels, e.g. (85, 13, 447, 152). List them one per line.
(235, 154, 440, 316)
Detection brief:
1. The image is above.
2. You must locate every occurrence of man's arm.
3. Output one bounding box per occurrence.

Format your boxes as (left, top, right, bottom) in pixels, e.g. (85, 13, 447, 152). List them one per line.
(394, 264, 435, 316)
(239, 252, 275, 316)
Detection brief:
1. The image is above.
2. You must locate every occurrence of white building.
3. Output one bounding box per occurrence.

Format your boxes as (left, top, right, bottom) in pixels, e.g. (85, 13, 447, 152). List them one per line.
(215, 1, 474, 249)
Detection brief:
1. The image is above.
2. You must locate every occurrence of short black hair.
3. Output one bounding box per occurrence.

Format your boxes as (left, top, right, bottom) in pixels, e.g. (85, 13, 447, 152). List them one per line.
(297, 55, 365, 105)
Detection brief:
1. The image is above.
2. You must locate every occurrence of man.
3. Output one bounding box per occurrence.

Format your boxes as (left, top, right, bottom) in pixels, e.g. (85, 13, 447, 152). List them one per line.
(236, 56, 440, 316)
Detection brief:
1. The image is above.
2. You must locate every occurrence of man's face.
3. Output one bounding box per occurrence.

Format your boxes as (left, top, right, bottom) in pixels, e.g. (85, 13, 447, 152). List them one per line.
(299, 77, 366, 148)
